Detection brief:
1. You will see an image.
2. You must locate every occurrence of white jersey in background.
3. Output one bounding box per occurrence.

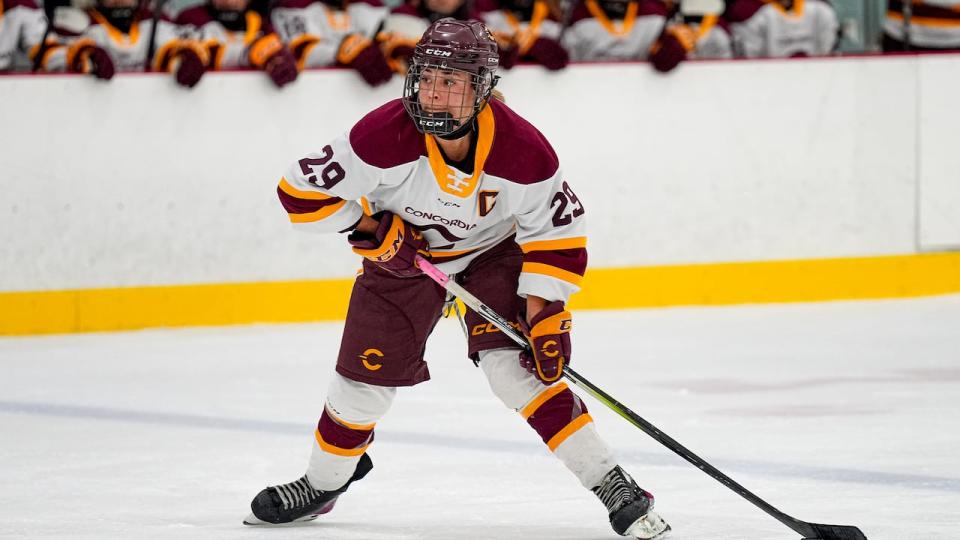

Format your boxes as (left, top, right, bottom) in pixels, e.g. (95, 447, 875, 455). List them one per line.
(277, 98, 588, 304)
(883, 0, 960, 49)
(561, 0, 668, 61)
(53, 8, 195, 71)
(725, 0, 838, 57)
(271, 0, 386, 69)
(0, 0, 46, 70)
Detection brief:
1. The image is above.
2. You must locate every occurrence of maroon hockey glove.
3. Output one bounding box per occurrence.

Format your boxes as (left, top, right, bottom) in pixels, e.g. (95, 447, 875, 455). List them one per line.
(87, 46, 116, 80)
(175, 47, 206, 88)
(348, 211, 429, 278)
(67, 40, 115, 80)
(338, 34, 393, 87)
(519, 301, 572, 385)
(498, 44, 520, 69)
(264, 48, 299, 87)
(525, 37, 569, 71)
(649, 26, 694, 73)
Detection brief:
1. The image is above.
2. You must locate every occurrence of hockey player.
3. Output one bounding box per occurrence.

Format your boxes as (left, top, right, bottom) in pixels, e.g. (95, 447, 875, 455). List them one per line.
(244, 17, 670, 540)
(477, 0, 569, 70)
(176, 0, 299, 87)
(560, 0, 671, 63)
(53, 0, 209, 87)
(1, 0, 114, 77)
(376, 0, 477, 73)
(882, 0, 960, 50)
(724, 0, 838, 57)
(270, 0, 393, 86)
(647, 0, 732, 72)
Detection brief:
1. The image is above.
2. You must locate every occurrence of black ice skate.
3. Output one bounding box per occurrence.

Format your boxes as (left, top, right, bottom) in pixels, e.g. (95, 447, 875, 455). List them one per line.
(243, 452, 373, 526)
(593, 466, 670, 539)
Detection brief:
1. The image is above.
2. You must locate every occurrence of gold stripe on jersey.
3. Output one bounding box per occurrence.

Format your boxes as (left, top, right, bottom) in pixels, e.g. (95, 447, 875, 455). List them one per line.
(505, 0, 550, 54)
(520, 382, 570, 419)
(547, 413, 593, 451)
(288, 199, 348, 223)
(887, 11, 960, 27)
(522, 262, 585, 286)
(585, 0, 639, 37)
(314, 428, 369, 457)
(520, 237, 588, 253)
(279, 177, 338, 200)
(89, 9, 141, 47)
(424, 104, 494, 199)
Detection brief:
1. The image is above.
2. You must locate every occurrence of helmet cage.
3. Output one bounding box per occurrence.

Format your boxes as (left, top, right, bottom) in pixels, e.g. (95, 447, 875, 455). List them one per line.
(402, 58, 497, 138)
(402, 18, 500, 138)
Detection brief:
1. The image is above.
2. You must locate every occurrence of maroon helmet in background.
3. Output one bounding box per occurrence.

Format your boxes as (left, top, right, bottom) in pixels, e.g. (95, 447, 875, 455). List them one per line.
(402, 18, 501, 138)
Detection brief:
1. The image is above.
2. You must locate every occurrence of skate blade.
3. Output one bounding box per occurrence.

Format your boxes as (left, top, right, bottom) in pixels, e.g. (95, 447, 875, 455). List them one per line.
(242, 513, 320, 526)
(625, 512, 671, 540)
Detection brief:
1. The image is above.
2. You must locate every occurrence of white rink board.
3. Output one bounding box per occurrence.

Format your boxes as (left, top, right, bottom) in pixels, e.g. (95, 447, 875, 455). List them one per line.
(918, 55, 960, 250)
(1, 55, 958, 292)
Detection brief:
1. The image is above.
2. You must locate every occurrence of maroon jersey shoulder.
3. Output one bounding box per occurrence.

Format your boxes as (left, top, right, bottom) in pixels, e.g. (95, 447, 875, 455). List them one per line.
(485, 100, 559, 185)
(637, 0, 668, 17)
(2, 0, 40, 11)
(723, 0, 765, 23)
(275, 0, 317, 9)
(568, 1, 593, 25)
(174, 5, 215, 26)
(349, 99, 425, 169)
(389, 3, 420, 16)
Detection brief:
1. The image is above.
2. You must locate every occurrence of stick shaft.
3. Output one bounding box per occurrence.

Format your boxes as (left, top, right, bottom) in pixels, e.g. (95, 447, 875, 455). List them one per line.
(413, 255, 866, 539)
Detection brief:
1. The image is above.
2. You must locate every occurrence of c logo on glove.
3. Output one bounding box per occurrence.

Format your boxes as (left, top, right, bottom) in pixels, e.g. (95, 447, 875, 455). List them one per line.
(540, 339, 560, 358)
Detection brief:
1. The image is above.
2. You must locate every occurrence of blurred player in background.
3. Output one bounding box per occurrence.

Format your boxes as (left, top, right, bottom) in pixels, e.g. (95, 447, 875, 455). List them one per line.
(176, 0, 299, 87)
(270, 0, 393, 86)
(724, 0, 838, 57)
(1, 0, 115, 76)
(244, 17, 670, 540)
(376, 0, 476, 73)
(647, 0, 732, 72)
(478, 0, 569, 70)
(560, 0, 670, 63)
(882, 0, 960, 51)
(51, 0, 210, 86)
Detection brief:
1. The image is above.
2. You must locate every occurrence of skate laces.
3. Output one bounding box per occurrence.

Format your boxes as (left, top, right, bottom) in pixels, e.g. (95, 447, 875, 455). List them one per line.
(273, 476, 321, 510)
(593, 467, 646, 515)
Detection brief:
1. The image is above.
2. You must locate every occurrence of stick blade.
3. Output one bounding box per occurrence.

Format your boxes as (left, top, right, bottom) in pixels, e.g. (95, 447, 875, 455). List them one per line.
(803, 522, 868, 540)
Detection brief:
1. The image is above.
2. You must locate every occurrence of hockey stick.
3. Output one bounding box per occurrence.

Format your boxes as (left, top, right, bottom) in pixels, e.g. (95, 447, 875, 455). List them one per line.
(414, 255, 867, 540)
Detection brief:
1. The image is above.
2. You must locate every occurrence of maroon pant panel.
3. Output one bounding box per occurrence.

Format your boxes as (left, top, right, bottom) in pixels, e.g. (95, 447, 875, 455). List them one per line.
(459, 237, 526, 361)
(336, 260, 446, 387)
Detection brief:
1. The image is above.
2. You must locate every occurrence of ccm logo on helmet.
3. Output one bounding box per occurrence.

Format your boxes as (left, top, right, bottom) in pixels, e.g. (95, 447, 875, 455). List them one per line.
(425, 48, 452, 57)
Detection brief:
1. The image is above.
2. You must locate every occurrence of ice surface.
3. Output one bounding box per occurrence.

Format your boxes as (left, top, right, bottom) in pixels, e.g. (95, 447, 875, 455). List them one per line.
(2, 296, 959, 539)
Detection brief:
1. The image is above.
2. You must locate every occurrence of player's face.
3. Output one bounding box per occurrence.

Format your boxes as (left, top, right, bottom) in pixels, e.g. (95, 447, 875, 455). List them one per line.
(417, 68, 476, 123)
(423, 0, 465, 15)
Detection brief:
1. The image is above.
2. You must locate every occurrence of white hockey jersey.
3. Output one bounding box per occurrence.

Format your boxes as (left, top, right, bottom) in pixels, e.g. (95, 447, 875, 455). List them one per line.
(479, 0, 564, 53)
(883, 0, 960, 49)
(561, 0, 669, 61)
(277, 99, 588, 303)
(725, 0, 837, 57)
(0, 0, 45, 70)
(176, 7, 275, 69)
(684, 15, 734, 59)
(271, 0, 386, 69)
(53, 8, 195, 72)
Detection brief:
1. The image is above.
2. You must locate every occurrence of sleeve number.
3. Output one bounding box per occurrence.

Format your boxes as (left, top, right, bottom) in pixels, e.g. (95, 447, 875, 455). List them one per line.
(298, 145, 345, 190)
(550, 182, 585, 227)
